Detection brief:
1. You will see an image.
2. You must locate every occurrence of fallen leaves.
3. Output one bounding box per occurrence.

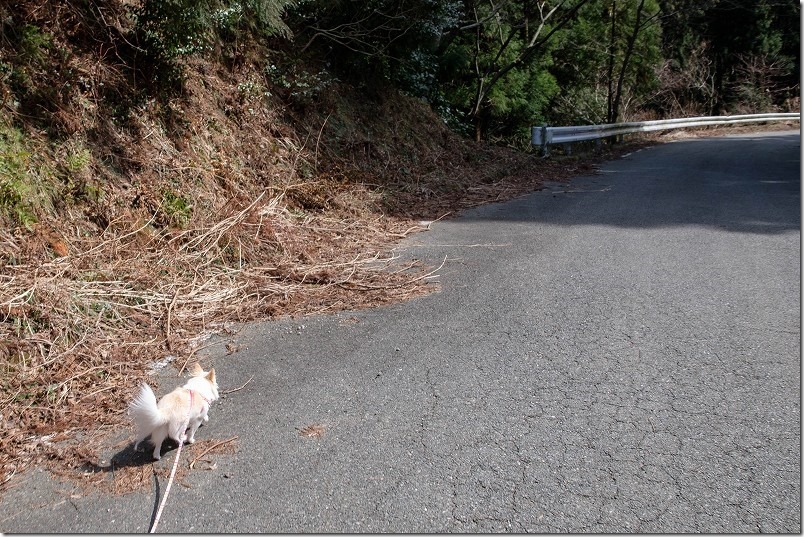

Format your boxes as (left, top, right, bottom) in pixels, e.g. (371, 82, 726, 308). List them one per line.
(298, 424, 326, 439)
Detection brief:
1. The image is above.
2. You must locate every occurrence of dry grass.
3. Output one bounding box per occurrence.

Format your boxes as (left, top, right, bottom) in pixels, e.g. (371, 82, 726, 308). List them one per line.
(37, 435, 241, 498)
(0, 48, 648, 494)
(0, 130, 638, 494)
(4, 0, 788, 500)
(0, 182, 438, 491)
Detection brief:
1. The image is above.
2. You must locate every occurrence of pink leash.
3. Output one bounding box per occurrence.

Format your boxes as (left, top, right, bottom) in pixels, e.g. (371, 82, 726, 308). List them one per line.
(149, 390, 193, 533)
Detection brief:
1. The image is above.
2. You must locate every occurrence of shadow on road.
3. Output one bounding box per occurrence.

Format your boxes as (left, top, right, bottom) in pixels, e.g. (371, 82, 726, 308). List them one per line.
(81, 437, 186, 477)
(457, 132, 801, 235)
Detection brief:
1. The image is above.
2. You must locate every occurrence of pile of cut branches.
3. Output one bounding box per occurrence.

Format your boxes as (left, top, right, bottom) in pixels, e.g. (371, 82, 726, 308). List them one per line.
(0, 45, 649, 493)
(0, 184, 436, 490)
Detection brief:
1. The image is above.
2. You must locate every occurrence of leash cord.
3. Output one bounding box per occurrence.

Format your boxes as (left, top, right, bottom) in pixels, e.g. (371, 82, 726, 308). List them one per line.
(149, 391, 193, 534)
(149, 434, 184, 533)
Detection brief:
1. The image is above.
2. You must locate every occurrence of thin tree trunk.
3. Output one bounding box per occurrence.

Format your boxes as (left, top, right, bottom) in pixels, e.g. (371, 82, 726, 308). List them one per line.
(465, 0, 592, 140)
(611, 0, 646, 124)
(606, 0, 617, 123)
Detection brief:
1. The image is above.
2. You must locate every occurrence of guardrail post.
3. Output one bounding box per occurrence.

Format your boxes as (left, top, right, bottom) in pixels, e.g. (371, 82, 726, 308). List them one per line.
(531, 125, 541, 146)
(532, 124, 550, 156)
(542, 125, 551, 156)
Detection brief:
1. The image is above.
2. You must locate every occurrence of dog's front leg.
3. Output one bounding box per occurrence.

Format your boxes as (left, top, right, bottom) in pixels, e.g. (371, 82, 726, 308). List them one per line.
(185, 417, 203, 444)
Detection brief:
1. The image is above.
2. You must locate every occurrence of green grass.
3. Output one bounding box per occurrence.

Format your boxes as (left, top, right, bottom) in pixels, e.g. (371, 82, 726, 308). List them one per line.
(0, 123, 38, 228)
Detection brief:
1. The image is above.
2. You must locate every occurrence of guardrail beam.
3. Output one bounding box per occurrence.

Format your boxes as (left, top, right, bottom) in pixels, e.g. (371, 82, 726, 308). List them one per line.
(532, 112, 801, 154)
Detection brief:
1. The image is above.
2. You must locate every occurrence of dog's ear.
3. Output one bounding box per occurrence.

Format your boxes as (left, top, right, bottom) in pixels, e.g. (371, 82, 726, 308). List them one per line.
(206, 368, 216, 384)
(188, 362, 205, 377)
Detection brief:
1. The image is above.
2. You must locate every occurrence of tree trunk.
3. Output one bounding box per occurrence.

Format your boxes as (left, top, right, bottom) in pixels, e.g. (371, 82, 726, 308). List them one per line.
(611, 0, 646, 124)
(606, 0, 617, 124)
(463, 0, 592, 137)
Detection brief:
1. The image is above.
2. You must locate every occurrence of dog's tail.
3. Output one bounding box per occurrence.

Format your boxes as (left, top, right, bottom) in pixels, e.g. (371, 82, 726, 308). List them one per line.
(128, 383, 166, 429)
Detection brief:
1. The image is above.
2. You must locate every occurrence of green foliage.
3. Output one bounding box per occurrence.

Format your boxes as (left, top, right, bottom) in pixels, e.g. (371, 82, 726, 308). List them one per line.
(249, 0, 800, 136)
(439, 19, 562, 138)
(1, 23, 54, 98)
(0, 125, 101, 230)
(56, 140, 103, 205)
(287, 0, 796, 136)
(2, 0, 798, 150)
(64, 146, 91, 175)
(549, 0, 662, 124)
(0, 124, 37, 228)
(708, 0, 798, 112)
(135, 0, 213, 60)
(16, 24, 53, 65)
(287, 0, 459, 96)
(132, 0, 295, 85)
(133, 0, 294, 58)
(161, 189, 193, 228)
(0, 180, 36, 229)
(264, 58, 337, 104)
(219, 0, 293, 40)
(429, 0, 591, 139)
(655, 0, 799, 115)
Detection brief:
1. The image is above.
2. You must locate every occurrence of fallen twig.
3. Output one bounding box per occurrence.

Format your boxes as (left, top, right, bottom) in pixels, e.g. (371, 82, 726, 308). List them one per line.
(188, 436, 238, 470)
(177, 341, 227, 376)
(220, 375, 254, 395)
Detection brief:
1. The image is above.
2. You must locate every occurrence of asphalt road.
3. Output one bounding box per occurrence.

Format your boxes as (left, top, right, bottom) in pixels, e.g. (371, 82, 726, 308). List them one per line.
(2, 131, 800, 533)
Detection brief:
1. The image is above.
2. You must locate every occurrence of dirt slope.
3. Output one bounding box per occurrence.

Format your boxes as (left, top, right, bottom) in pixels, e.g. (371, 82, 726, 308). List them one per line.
(0, 2, 631, 492)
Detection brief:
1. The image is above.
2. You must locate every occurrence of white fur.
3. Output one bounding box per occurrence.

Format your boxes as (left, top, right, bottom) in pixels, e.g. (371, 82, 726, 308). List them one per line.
(128, 364, 219, 460)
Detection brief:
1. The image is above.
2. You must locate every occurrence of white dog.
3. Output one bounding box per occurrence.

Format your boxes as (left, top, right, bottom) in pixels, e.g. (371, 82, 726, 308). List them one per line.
(129, 363, 219, 460)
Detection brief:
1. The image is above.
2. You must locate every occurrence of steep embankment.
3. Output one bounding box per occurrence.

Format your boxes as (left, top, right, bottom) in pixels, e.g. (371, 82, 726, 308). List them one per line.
(0, 3, 616, 490)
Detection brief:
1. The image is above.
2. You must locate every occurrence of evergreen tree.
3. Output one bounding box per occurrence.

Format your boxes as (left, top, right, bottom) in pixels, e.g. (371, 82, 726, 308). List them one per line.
(549, 0, 662, 124)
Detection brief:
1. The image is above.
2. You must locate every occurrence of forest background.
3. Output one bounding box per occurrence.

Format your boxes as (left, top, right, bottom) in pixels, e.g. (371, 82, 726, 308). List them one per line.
(0, 0, 800, 490)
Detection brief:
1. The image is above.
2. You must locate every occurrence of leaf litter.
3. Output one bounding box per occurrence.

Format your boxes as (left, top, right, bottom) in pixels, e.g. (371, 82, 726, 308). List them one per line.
(0, 56, 650, 495)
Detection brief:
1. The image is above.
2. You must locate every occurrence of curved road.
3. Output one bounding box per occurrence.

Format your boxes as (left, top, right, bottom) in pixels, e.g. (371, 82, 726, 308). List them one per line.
(2, 131, 800, 532)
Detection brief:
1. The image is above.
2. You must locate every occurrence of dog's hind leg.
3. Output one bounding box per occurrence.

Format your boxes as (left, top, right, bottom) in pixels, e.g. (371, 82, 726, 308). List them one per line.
(168, 419, 188, 445)
(150, 426, 168, 461)
(133, 432, 149, 452)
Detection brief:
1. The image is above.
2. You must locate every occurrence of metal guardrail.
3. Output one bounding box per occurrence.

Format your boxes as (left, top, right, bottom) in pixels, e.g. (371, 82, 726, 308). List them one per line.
(532, 112, 801, 154)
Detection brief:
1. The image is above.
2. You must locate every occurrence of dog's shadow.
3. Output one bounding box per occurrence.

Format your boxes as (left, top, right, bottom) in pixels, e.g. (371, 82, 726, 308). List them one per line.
(82, 437, 189, 477)
(76, 438, 189, 530)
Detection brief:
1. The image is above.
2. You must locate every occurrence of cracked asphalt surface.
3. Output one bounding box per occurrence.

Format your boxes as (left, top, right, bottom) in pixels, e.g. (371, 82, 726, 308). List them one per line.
(2, 131, 800, 533)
